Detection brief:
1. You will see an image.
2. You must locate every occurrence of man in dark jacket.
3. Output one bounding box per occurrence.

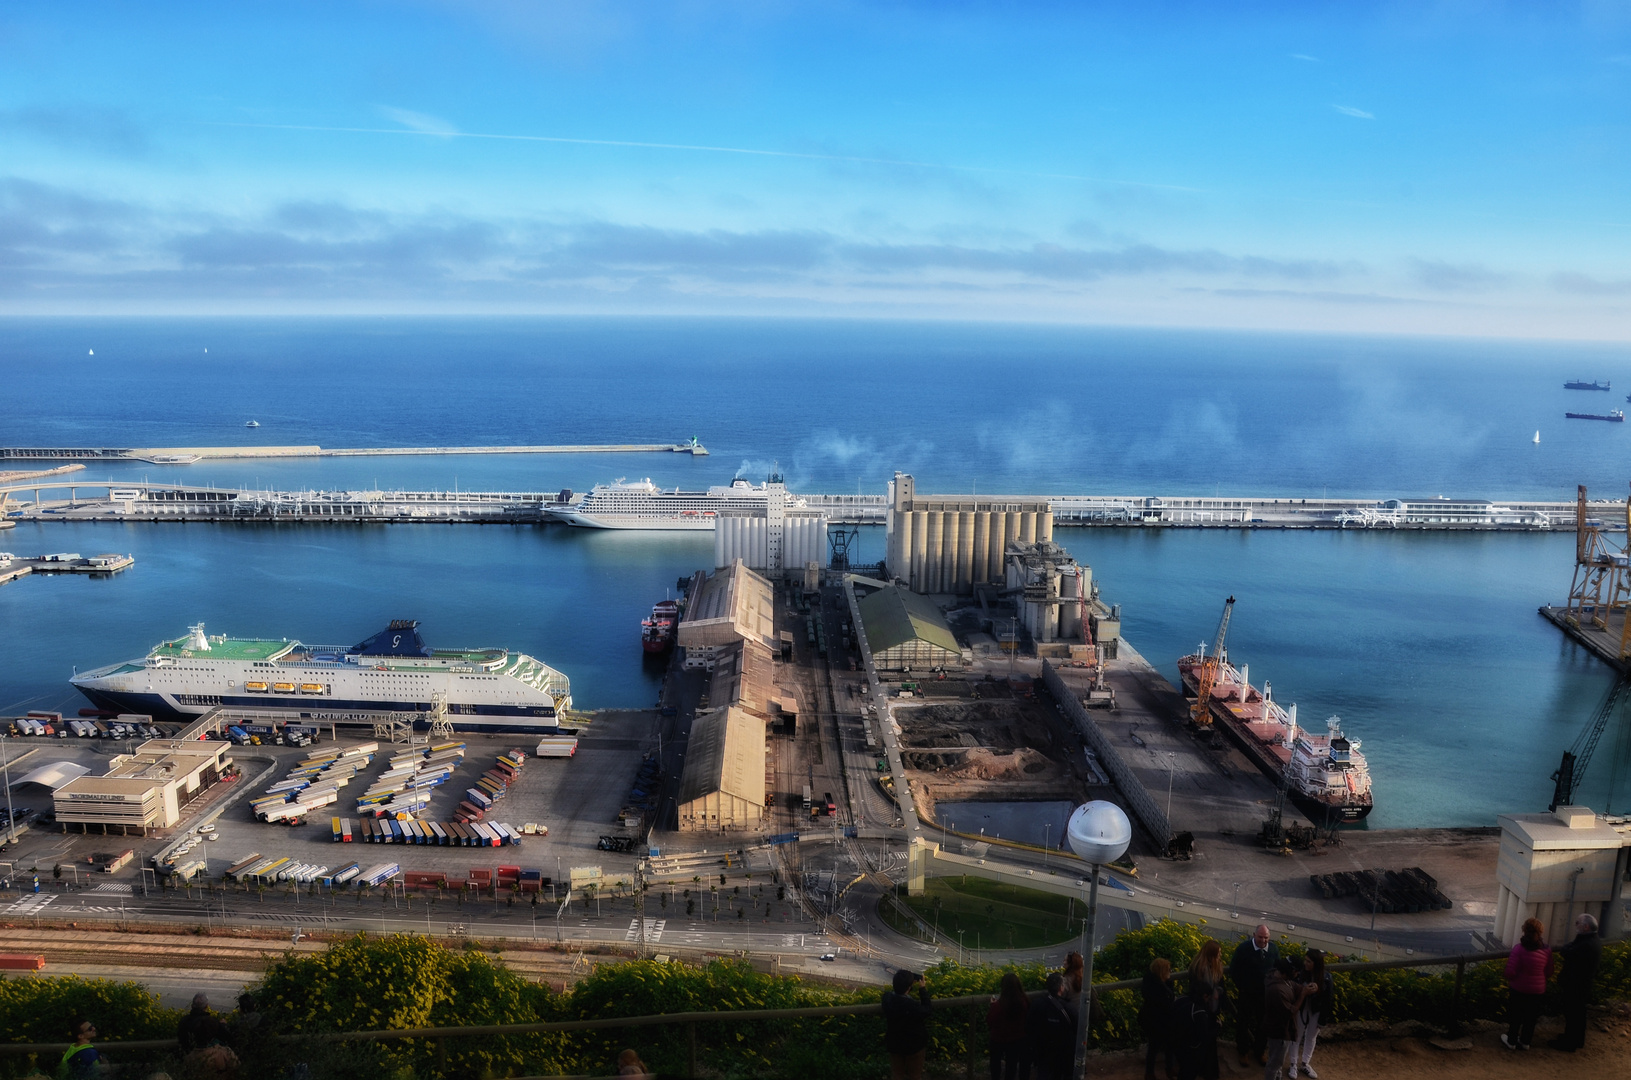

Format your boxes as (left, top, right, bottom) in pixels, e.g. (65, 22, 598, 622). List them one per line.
(1550, 913, 1603, 1052)
(1026, 972, 1078, 1080)
(882, 969, 933, 1080)
(177, 993, 227, 1052)
(1228, 925, 1279, 1066)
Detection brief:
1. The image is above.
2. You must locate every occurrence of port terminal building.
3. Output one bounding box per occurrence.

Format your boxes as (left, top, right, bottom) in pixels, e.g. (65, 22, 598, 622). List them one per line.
(50, 739, 234, 834)
(885, 472, 1054, 594)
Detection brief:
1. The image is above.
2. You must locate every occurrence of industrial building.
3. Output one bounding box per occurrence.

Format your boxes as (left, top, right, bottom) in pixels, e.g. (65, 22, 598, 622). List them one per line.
(857, 585, 965, 671)
(677, 560, 779, 669)
(885, 472, 1054, 594)
(1004, 540, 1098, 658)
(675, 706, 766, 831)
(713, 475, 830, 579)
(52, 739, 234, 834)
(1495, 806, 1631, 946)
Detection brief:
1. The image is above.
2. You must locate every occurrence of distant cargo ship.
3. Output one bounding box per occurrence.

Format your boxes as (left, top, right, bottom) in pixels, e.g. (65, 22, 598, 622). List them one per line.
(1565, 411, 1625, 422)
(545, 476, 809, 530)
(71, 620, 572, 733)
(1177, 652, 1373, 822)
(1565, 380, 1611, 391)
(642, 599, 680, 653)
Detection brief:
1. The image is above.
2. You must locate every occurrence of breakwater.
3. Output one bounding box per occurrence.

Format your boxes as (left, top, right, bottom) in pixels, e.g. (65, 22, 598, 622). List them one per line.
(0, 480, 1611, 530)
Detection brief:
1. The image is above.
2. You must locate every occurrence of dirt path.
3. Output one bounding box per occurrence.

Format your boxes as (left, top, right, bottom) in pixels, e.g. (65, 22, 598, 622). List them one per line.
(1078, 1020, 1631, 1080)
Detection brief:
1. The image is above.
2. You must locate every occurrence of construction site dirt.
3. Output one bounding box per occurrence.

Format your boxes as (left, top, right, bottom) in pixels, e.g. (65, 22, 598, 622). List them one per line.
(894, 692, 1101, 831)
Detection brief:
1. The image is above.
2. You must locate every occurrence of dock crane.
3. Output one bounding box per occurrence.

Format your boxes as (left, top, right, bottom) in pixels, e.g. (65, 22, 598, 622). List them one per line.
(1189, 596, 1236, 728)
(1549, 674, 1631, 811)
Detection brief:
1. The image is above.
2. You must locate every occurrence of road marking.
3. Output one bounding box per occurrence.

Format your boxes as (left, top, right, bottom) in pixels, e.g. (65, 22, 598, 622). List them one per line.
(624, 918, 666, 942)
(86, 883, 135, 895)
(5, 894, 55, 915)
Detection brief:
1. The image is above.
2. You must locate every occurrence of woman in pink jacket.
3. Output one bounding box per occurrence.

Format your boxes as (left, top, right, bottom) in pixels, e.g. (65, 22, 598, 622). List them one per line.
(1502, 917, 1554, 1050)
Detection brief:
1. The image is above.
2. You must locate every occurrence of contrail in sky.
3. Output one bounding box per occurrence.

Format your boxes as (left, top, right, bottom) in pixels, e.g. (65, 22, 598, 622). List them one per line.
(205, 120, 1202, 192)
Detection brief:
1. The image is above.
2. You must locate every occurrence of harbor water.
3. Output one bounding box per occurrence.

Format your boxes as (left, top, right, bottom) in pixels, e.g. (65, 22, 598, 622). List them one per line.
(3, 317, 1631, 828)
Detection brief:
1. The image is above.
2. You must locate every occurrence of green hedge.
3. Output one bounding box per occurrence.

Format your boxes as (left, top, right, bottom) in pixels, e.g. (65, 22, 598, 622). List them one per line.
(4, 925, 1627, 1079)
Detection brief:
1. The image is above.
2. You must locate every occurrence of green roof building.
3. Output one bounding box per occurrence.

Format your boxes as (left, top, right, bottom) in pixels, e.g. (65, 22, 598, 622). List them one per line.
(857, 585, 964, 671)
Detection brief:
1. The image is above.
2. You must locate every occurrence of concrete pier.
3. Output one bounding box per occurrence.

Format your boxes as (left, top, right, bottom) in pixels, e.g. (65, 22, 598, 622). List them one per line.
(0, 441, 710, 464)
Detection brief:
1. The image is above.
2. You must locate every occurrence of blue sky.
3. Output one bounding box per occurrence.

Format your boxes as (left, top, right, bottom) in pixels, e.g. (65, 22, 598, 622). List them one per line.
(2, 2, 1629, 337)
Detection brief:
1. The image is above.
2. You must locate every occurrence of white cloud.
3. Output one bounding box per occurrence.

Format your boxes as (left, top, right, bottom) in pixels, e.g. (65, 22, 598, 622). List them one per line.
(375, 106, 460, 137)
(1289, 53, 1321, 62)
(1331, 104, 1375, 119)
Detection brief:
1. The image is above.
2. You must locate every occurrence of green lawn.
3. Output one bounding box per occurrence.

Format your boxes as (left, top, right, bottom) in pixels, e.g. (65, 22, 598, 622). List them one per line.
(879, 876, 1086, 951)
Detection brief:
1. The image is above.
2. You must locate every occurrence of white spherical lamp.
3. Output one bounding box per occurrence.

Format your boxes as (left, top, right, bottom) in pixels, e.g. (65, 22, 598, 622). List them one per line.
(1066, 801, 1131, 865)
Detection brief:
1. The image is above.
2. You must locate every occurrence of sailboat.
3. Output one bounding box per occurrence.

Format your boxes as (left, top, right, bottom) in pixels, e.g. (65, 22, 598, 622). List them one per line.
(1533, 431, 1541, 444)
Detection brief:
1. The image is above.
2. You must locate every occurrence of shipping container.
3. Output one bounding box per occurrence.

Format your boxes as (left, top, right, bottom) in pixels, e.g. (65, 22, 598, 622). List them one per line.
(358, 862, 400, 887)
(224, 853, 264, 879)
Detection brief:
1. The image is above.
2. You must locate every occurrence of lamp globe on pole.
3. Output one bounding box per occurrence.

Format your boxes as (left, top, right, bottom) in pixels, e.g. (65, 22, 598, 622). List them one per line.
(1065, 801, 1131, 1079)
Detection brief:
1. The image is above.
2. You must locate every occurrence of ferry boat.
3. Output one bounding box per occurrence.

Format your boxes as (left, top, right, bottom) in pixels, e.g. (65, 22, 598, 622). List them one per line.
(1177, 652, 1373, 822)
(544, 476, 807, 530)
(1565, 380, 1611, 391)
(70, 620, 572, 734)
(1565, 410, 1625, 422)
(641, 599, 680, 653)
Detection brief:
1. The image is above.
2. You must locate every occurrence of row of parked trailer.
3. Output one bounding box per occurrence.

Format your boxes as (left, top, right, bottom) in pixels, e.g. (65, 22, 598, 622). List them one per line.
(356, 741, 467, 818)
(224, 852, 401, 889)
(7, 710, 162, 740)
(250, 742, 379, 825)
(333, 815, 525, 846)
(456, 749, 528, 824)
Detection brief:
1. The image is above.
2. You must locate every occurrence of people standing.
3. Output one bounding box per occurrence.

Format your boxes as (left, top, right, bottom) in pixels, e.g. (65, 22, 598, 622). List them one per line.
(1228, 926, 1279, 1067)
(1186, 940, 1227, 1080)
(1061, 951, 1085, 1008)
(1502, 917, 1553, 1051)
(987, 972, 1029, 1080)
(1025, 972, 1078, 1080)
(58, 1017, 101, 1080)
(881, 969, 933, 1080)
(1140, 958, 1176, 1080)
(177, 994, 227, 1053)
(1260, 959, 1306, 1080)
(1550, 913, 1602, 1052)
(1289, 950, 1332, 1079)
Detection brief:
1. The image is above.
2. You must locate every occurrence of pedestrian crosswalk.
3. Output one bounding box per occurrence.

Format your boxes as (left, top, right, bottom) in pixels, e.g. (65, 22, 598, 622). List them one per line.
(86, 883, 134, 895)
(4, 894, 55, 916)
(624, 918, 666, 942)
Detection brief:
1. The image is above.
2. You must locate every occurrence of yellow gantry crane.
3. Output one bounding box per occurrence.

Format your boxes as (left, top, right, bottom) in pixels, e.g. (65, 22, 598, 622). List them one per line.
(1564, 484, 1631, 662)
(1190, 595, 1236, 727)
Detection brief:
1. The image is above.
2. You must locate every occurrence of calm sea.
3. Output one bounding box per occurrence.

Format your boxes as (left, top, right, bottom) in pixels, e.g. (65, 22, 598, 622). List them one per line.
(2, 317, 1630, 826)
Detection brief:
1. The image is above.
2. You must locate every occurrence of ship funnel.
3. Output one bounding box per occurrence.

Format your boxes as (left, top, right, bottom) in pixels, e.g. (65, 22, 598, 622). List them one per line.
(186, 622, 210, 652)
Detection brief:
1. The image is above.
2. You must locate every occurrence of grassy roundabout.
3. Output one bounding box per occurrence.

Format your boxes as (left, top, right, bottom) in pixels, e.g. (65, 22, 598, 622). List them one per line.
(879, 875, 1087, 951)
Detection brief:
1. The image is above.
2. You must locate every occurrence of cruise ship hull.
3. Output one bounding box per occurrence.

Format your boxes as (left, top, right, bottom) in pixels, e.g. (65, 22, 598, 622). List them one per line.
(548, 508, 716, 530)
(72, 686, 569, 735)
(70, 621, 574, 737)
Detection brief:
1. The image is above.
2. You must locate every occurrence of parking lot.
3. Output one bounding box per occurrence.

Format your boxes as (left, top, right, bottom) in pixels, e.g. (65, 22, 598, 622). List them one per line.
(3, 710, 662, 891)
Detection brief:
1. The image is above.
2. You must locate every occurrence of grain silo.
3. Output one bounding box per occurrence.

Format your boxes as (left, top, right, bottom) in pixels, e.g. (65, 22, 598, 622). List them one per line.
(884, 472, 1053, 595)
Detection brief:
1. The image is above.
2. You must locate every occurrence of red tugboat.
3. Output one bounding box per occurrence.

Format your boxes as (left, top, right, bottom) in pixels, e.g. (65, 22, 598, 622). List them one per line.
(641, 599, 680, 653)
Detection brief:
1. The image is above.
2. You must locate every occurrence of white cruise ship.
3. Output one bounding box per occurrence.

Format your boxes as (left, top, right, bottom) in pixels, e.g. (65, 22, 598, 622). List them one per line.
(545, 476, 807, 530)
(71, 621, 573, 734)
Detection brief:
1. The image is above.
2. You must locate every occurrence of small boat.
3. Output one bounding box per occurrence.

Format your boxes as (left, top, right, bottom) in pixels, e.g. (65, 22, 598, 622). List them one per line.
(299, 683, 326, 694)
(1533, 431, 1541, 444)
(245, 420, 260, 428)
(244, 681, 269, 693)
(1565, 411, 1625, 422)
(1565, 380, 1611, 391)
(272, 682, 296, 693)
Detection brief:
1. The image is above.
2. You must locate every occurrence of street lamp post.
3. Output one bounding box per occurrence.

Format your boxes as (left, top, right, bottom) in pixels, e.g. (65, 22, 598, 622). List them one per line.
(1043, 823, 1051, 869)
(1065, 801, 1131, 1080)
(0, 736, 16, 846)
(1165, 753, 1177, 822)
